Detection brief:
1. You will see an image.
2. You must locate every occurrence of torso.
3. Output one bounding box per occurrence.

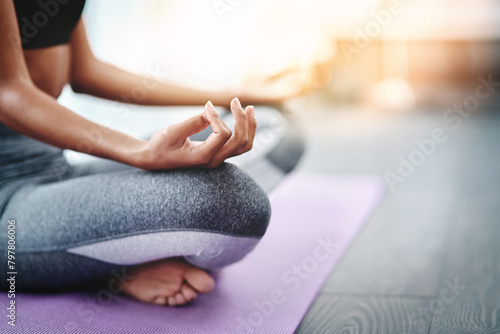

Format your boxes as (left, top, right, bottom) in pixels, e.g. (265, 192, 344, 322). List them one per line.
(14, 0, 85, 99)
(23, 45, 71, 99)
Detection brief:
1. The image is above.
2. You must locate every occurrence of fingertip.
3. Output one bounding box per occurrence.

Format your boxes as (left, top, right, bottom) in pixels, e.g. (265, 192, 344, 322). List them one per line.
(231, 97, 242, 109)
(247, 105, 255, 118)
(205, 101, 219, 117)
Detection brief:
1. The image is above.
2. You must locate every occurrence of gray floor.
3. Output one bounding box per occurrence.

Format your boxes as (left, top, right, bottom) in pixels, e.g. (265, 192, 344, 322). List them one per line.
(290, 96, 500, 333)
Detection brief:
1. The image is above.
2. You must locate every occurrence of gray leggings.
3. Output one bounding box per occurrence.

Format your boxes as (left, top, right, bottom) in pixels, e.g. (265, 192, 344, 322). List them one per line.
(0, 107, 304, 291)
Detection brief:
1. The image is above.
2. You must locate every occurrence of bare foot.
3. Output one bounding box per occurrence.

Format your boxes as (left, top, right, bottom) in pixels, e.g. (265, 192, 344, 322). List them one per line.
(118, 257, 215, 307)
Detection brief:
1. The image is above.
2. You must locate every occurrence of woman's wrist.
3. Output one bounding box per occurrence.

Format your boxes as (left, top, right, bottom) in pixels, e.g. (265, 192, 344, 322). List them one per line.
(105, 133, 150, 169)
(126, 138, 150, 169)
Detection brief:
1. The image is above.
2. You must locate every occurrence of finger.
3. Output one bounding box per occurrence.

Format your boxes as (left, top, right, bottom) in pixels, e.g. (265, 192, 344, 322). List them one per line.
(193, 101, 232, 164)
(169, 112, 210, 139)
(206, 102, 255, 167)
(230, 97, 249, 151)
(265, 67, 295, 83)
(242, 105, 256, 153)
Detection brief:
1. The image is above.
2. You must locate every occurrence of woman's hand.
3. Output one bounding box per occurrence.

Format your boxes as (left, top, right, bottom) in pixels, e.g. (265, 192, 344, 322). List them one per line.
(138, 98, 255, 170)
(236, 61, 334, 105)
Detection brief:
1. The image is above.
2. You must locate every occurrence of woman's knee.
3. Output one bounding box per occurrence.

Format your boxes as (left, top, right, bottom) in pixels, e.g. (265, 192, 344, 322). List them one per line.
(198, 163, 272, 238)
(137, 163, 271, 238)
(177, 164, 272, 269)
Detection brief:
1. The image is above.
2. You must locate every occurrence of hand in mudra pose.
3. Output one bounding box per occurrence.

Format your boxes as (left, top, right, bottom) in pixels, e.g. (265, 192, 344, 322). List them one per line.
(143, 98, 255, 170)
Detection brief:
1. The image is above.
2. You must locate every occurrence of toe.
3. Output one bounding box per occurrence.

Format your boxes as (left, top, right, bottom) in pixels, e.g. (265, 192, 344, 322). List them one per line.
(167, 296, 177, 307)
(180, 284, 198, 302)
(153, 296, 167, 305)
(174, 291, 186, 305)
(184, 267, 215, 294)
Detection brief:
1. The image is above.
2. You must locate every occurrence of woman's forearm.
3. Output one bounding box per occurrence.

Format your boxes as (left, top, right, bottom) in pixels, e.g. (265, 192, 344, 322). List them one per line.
(69, 20, 235, 107)
(71, 59, 235, 107)
(68, 19, 288, 109)
(0, 80, 147, 167)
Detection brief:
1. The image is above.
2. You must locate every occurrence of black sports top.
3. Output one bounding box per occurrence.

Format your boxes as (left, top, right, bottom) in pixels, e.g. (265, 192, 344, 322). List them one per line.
(14, 0, 86, 49)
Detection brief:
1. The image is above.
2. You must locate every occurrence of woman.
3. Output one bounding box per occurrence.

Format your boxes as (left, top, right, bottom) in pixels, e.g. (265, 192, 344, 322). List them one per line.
(0, 0, 304, 306)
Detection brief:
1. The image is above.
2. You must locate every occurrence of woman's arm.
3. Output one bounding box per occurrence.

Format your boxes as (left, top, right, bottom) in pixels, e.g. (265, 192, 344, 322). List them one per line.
(0, 0, 252, 170)
(69, 19, 310, 106)
(69, 20, 236, 107)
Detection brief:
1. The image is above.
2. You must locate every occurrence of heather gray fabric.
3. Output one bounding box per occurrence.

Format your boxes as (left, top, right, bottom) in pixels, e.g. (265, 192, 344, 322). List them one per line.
(0, 106, 303, 291)
(0, 162, 271, 290)
(67, 231, 261, 268)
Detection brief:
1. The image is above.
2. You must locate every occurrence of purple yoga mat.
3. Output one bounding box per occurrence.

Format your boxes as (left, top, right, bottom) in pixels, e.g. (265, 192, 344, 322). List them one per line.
(2, 174, 384, 334)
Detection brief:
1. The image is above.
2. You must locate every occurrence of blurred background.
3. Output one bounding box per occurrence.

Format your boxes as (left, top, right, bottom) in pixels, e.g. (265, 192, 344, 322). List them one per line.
(77, 0, 500, 110)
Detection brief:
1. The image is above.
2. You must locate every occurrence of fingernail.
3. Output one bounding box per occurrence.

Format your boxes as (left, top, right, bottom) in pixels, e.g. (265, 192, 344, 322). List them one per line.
(206, 101, 215, 111)
(233, 97, 242, 108)
(206, 101, 218, 116)
(249, 105, 255, 117)
(202, 112, 208, 122)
